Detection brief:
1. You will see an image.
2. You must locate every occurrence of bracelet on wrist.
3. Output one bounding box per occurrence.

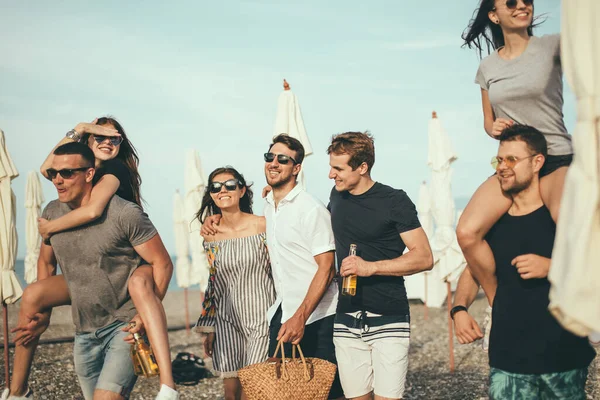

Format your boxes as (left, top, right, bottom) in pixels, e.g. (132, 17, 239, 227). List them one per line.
(66, 129, 82, 142)
(450, 305, 468, 320)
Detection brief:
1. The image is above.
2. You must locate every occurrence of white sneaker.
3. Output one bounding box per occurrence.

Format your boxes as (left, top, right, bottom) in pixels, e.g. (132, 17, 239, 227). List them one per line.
(482, 306, 492, 352)
(1, 388, 33, 400)
(155, 384, 179, 400)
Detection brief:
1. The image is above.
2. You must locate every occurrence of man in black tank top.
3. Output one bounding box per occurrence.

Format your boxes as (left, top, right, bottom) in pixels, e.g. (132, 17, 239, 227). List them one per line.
(451, 125, 595, 400)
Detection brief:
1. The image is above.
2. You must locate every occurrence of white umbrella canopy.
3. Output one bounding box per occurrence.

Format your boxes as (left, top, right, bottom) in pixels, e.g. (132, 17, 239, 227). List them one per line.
(24, 171, 45, 284)
(428, 112, 467, 283)
(549, 0, 600, 336)
(416, 181, 434, 239)
(272, 79, 312, 188)
(184, 149, 210, 291)
(0, 128, 22, 304)
(173, 191, 191, 289)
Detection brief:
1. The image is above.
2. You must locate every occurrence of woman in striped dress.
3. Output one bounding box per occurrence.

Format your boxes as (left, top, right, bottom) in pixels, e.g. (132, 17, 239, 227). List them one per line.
(195, 166, 275, 400)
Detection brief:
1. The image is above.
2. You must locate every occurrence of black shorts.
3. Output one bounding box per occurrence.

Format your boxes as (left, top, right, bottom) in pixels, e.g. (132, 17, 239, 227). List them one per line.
(540, 154, 572, 178)
(268, 306, 343, 399)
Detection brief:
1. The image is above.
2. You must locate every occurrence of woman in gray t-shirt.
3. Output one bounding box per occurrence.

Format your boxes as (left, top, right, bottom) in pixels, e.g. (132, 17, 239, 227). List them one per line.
(456, 0, 572, 308)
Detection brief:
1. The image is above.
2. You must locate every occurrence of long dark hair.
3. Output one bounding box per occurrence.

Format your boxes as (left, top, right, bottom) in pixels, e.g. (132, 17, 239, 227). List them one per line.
(81, 116, 143, 208)
(196, 166, 253, 223)
(462, 0, 542, 58)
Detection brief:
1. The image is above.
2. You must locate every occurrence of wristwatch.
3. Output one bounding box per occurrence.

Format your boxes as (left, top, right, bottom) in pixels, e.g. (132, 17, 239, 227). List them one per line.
(450, 305, 468, 320)
(66, 129, 81, 142)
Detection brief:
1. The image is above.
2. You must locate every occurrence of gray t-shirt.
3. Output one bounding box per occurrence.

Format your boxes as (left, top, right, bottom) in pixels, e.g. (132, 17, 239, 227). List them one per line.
(42, 196, 157, 333)
(475, 34, 572, 156)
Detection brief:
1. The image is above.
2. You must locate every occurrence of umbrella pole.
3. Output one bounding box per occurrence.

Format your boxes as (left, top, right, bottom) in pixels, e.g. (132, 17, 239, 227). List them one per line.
(424, 272, 429, 321)
(446, 281, 455, 373)
(184, 288, 190, 335)
(3, 301, 10, 387)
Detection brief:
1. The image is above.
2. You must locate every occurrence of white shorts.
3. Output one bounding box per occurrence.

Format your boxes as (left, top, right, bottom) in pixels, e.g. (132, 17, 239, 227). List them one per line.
(333, 311, 410, 399)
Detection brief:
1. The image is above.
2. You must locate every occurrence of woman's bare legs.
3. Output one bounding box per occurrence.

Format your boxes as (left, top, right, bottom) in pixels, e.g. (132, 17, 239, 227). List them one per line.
(10, 275, 71, 396)
(539, 166, 568, 223)
(456, 175, 512, 305)
(127, 266, 175, 389)
(223, 378, 246, 400)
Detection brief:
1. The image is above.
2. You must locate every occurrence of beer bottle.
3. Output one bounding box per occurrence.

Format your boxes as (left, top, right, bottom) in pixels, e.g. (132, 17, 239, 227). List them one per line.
(130, 340, 144, 376)
(342, 244, 358, 296)
(129, 322, 160, 377)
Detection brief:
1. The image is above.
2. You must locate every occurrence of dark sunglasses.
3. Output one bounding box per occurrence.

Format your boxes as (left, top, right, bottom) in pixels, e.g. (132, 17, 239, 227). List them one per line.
(209, 179, 242, 194)
(504, 0, 533, 9)
(93, 134, 123, 146)
(263, 152, 297, 165)
(46, 167, 90, 180)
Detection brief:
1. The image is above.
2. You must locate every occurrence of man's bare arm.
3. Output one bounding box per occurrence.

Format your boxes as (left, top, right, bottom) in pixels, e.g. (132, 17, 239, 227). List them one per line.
(278, 251, 336, 344)
(133, 234, 173, 300)
(453, 267, 481, 308)
(37, 242, 57, 281)
(371, 227, 434, 276)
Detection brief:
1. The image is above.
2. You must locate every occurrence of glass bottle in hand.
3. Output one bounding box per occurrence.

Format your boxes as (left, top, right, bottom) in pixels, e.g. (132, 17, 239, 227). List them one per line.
(342, 244, 358, 296)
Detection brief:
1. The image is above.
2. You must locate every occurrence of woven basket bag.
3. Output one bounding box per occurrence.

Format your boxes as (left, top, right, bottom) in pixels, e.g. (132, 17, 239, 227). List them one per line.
(238, 340, 337, 400)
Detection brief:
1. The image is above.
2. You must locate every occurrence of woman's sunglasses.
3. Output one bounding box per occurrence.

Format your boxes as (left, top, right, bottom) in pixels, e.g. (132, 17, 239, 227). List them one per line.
(503, 0, 533, 10)
(93, 134, 123, 146)
(209, 179, 242, 194)
(46, 167, 90, 180)
(263, 152, 297, 165)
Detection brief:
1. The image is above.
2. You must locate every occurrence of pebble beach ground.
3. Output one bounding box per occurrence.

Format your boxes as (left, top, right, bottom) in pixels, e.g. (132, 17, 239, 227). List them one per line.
(1, 290, 598, 399)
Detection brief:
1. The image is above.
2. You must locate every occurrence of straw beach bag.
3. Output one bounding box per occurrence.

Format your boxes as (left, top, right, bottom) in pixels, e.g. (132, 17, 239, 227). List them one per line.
(238, 340, 337, 400)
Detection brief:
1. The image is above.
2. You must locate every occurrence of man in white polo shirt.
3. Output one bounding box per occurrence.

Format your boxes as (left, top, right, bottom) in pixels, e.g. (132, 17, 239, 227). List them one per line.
(263, 134, 342, 399)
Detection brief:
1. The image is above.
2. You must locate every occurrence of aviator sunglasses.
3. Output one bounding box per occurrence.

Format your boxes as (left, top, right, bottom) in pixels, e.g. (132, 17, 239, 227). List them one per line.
(93, 134, 123, 146)
(46, 167, 90, 180)
(490, 154, 537, 170)
(263, 152, 297, 165)
(209, 179, 242, 194)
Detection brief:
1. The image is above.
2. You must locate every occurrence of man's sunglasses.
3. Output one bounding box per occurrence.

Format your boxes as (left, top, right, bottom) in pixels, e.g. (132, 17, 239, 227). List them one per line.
(93, 135, 123, 146)
(490, 154, 536, 170)
(500, 0, 533, 10)
(46, 167, 91, 180)
(209, 179, 242, 194)
(263, 152, 297, 165)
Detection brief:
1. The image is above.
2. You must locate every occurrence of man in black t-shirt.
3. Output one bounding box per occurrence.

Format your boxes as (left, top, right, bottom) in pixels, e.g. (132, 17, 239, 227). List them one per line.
(327, 131, 433, 400)
(451, 125, 595, 399)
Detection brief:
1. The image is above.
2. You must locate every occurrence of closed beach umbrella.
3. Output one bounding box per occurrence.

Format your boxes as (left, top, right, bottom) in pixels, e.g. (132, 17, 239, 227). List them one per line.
(173, 190, 192, 332)
(1, 128, 21, 386)
(272, 79, 312, 188)
(428, 112, 466, 283)
(0, 128, 21, 304)
(24, 171, 45, 284)
(549, 0, 600, 337)
(184, 149, 209, 292)
(427, 111, 467, 373)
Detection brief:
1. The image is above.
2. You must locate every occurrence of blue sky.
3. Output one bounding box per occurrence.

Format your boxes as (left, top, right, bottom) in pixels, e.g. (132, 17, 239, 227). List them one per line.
(2, 1, 568, 258)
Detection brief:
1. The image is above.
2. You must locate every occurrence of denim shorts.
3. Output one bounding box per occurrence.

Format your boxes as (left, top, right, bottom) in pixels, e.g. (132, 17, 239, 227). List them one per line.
(74, 320, 137, 400)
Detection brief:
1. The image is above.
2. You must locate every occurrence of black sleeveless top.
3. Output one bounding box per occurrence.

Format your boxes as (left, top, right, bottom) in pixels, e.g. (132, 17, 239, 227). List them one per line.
(487, 206, 595, 374)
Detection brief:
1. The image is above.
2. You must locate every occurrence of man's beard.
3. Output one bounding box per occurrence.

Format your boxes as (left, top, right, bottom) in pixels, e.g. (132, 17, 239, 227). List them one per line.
(502, 176, 533, 195)
(267, 172, 293, 188)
